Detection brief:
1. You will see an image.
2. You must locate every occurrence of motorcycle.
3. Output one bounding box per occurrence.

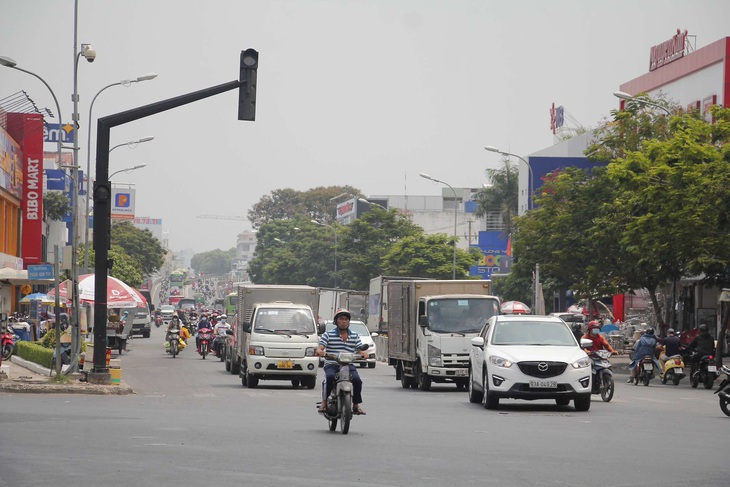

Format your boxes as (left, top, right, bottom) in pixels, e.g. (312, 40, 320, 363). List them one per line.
(197, 327, 213, 359)
(167, 329, 181, 358)
(634, 355, 656, 386)
(317, 344, 369, 435)
(690, 352, 718, 390)
(589, 350, 614, 402)
(2, 326, 16, 361)
(212, 334, 227, 362)
(714, 364, 730, 417)
(661, 352, 688, 386)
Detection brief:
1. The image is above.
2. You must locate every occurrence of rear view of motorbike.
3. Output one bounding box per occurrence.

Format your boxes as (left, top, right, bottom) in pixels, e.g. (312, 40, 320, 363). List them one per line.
(715, 365, 730, 417)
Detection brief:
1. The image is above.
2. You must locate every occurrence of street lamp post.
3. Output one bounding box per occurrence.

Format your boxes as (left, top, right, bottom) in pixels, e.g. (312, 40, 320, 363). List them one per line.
(484, 146, 534, 212)
(419, 173, 458, 280)
(312, 220, 338, 288)
(0, 55, 66, 369)
(613, 91, 673, 116)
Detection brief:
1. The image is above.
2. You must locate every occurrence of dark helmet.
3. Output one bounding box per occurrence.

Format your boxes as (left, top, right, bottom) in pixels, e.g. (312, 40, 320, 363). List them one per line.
(645, 327, 655, 336)
(572, 323, 582, 332)
(333, 308, 351, 321)
(699, 324, 708, 333)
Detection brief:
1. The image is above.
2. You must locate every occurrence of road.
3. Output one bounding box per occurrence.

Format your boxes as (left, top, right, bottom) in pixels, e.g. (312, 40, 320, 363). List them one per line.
(1, 325, 727, 487)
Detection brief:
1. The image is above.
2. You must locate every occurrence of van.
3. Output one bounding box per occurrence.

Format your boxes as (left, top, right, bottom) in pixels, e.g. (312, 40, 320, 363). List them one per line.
(131, 306, 151, 338)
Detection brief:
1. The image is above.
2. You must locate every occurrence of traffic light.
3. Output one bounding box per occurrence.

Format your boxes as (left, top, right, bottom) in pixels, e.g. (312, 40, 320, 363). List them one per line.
(238, 49, 258, 121)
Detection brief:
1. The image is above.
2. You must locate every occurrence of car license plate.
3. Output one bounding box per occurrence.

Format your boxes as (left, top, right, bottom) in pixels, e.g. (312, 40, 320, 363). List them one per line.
(455, 370, 468, 377)
(277, 360, 293, 369)
(674, 368, 683, 375)
(708, 365, 717, 373)
(643, 363, 653, 371)
(529, 380, 557, 389)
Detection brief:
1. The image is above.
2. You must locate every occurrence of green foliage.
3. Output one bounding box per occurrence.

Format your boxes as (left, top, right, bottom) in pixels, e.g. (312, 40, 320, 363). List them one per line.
(382, 233, 479, 280)
(15, 341, 54, 369)
(191, 248, 236, 276)
(40, 329, 86, 353)
(85, 245, 144, 288)
(110, 221, 165, 277)
(247, 185, 363, 229)
(473, 156, 519, 237)
(43, 191, 70, 221)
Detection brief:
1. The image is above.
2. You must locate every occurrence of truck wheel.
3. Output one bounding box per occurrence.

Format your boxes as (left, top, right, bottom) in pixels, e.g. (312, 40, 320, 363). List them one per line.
(231, 356, 240, 375)
(416, 362, 431, 391)
(302, 376, 317, 389)
(246, 371, 259, 388)
(225, 351, 231, 372)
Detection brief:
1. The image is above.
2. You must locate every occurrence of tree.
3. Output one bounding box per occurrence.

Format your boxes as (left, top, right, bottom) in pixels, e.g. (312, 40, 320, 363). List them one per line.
(191, 248, 236, 276)
(110, 221, 166, 277)
(382, 233, 481, 280)
(43, 191, 70, 221)
(473, 156, 519, 237)
(247, 185, 363, 228)
(85, 245, 143, 288)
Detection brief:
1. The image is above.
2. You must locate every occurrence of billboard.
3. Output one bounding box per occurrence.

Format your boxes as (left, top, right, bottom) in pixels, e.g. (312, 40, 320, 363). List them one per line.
(0, 125, 22, 199)
(469, 231, 509, 279)
(111, 187, 136, 219)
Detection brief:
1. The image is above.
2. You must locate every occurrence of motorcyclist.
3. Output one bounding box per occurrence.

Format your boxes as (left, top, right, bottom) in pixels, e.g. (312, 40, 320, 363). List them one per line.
(582, 321, 617, 354)
(688, 324, 715, 375)
(165, 315, 183, 352)
(571, 323, 583, 343)
(316, 309, 368, 415)
(627, 327, 661, 383)
(659, 328, 684, 371)
(213, 315, 231, 356)
(196, 314, 212, 351)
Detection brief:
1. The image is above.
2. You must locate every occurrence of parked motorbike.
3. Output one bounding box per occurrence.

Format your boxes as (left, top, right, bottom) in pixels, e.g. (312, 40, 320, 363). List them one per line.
(317, 344, 369, 435)
(690, 352, 718, 390)
(589, 350, 614, 402)
(714, 364, 730, 417)
(634, 355, 656, 386)
(2, 326, 16, 361)
(197, 327, 213, 359)
(661, 353, 687, 386)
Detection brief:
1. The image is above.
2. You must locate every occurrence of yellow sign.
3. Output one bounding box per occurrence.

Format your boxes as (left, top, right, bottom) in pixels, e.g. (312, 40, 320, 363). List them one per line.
(20, 284, 32, 295)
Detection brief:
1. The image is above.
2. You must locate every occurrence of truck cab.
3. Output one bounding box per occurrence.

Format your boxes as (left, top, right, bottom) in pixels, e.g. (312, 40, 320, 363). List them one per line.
(239, 302, 319, 389)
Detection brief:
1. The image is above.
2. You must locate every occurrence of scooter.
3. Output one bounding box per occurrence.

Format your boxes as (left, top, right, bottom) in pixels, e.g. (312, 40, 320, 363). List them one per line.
(167, 329, 181, 358)
(589, 350, 614, 402)
(197, 327, 213, 359)
(634, 355, 656, 386)
(212, 334, 227, 362)
(714, 364, 730, 417)
(1, 326, 16, 361)
(690, 352, 718, 390)
(661, 352, 687, 386)
(317, 344, 369, 435)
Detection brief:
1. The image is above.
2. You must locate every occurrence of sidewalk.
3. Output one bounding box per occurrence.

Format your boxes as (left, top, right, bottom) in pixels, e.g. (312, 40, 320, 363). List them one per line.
(0, 355, 133, 395)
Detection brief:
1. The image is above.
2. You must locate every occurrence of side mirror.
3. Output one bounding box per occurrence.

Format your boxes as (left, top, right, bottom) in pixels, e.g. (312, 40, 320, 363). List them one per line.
(317, 323, 326, 335)
(471, 337, 485, 349)
(580, 338, 594, 348)
(243, 322, 251, 333)
(418, 315, 429, 327)
(371, 332, 379, 338)
(225, 329, 234, 336)
(359, 343, 370, 351)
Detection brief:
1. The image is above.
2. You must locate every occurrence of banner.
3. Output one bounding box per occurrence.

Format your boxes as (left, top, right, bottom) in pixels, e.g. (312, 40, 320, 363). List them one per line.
(111, 187, 136, 219)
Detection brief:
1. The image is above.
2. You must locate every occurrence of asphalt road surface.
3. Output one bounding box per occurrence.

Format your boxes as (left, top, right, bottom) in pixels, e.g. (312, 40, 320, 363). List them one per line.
(1, 325, 727, 487)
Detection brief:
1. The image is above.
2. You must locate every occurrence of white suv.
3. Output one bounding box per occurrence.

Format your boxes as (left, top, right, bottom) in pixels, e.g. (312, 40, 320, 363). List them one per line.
(468, 315, 592, 411)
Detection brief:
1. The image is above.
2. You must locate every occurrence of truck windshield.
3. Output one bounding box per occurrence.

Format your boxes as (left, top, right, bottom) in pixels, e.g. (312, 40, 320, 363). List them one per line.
(254, 308, 315, 334)
(426, 298, 499, 333)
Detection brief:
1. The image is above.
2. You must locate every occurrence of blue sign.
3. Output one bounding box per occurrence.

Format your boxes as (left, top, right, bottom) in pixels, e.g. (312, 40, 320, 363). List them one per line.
(44, 123, 75, 144)
(45, 169, 67, 190)
(27, 264, 54, 280)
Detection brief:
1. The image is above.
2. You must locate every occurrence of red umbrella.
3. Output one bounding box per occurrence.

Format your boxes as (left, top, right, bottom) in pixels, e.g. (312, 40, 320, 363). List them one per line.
(48, 274, 147, 308)
(501, 301, 531, 315)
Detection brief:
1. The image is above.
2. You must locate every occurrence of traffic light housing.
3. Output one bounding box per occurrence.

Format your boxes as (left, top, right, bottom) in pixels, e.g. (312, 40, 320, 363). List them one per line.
(238, 49, 258, 121)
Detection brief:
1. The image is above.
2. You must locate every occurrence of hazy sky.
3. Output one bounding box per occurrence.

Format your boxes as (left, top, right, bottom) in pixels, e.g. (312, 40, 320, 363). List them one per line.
(1, 1, 728, 254)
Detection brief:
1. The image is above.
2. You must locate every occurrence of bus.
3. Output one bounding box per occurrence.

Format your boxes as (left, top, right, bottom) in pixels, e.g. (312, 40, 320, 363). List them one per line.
(224, 292, 237, 317)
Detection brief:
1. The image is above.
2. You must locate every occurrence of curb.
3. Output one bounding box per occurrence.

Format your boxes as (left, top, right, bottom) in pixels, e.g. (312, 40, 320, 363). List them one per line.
(0, 356, 134, 395)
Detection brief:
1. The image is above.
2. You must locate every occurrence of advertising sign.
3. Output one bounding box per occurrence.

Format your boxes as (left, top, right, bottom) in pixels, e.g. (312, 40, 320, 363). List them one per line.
(27, 264, 54, 280)
(111, 187, 136, 219)
(469, 231, 509, 279)
(43, 122, 75, 144)
(0, 126, 23, 199)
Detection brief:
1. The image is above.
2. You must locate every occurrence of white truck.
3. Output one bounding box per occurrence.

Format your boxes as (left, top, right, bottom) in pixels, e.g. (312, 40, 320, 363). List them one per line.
(367, 276, 426, 334)
(234, 284, 320, 389)
(318, 288, 369, 324)
(384, 279, 500, 391)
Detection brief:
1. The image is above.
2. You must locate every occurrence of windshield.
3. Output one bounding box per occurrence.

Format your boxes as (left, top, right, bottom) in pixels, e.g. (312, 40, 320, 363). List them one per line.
(254, 308, 315, 333)
(425, 298, 500, 333)
(491, 320, 575, 346)
(325, 321, 370, 337)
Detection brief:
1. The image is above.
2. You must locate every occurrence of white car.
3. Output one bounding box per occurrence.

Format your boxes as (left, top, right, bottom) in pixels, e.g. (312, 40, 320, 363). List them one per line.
(468, 315, 592, 411)
(322, 320, 377, 368)
(159, 305, 176, 323)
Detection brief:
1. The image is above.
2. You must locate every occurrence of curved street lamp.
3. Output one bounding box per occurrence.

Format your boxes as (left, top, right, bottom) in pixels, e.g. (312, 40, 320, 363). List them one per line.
(613, 91, 673, 116)
(419, 173, 458, 280)
(484, 146, 534, 212)
(109, 163, 147, 180)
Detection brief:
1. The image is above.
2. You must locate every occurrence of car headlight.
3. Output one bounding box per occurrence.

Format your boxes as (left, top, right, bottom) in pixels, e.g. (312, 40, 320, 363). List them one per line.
(305, 347, 316, 357)
(248, 345, 264, 356)
(572, 356, 591, 369)
(428, 344, 442, 367)
(489, 355, 513, 368)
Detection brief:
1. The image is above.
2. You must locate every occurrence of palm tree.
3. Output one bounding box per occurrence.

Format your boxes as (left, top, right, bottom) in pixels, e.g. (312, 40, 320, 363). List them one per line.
(472, 155, 519, 237)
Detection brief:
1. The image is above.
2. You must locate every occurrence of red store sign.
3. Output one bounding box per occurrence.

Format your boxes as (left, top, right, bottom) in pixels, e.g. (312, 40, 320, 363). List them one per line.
(649, 29, 688, 71)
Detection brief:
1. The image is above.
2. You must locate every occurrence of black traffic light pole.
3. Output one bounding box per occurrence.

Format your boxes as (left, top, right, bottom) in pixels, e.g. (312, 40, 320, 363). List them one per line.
(89, 50, 257, 381)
